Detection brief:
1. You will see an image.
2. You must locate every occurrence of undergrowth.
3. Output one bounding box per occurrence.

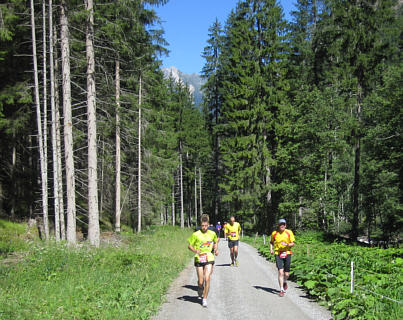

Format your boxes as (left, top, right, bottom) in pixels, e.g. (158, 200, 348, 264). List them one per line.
(243, 231, 403, 320)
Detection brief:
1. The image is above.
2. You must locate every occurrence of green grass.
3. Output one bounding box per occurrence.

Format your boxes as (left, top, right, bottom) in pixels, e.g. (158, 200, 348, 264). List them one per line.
(0, 219, 38, 258)
(0, 225, 193, 320)
(243, 232, 403, 320)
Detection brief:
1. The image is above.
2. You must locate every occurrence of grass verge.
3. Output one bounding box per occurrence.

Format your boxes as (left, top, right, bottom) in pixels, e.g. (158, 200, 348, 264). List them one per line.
(0, 219, 38, 259)
(0, 225, 193, 320)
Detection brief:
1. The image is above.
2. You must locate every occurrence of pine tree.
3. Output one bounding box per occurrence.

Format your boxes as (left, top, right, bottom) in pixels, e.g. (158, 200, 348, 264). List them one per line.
(201, 18, 224, 222)
(313, 0, 400, 238)
(217, 0, 289, 230)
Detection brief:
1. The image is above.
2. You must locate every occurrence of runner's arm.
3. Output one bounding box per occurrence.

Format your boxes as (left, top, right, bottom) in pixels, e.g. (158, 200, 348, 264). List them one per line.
(280, 241, 295, 247)
(188, 244, 200, 254)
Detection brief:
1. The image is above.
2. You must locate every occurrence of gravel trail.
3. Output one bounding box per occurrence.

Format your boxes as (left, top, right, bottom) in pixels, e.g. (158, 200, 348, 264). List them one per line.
(154, 241, 332, 320)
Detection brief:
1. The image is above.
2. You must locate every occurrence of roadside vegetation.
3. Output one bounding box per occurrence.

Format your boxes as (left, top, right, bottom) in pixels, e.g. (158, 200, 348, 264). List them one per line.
(0, 220, 193, 320)
(243, 232, 403, 320)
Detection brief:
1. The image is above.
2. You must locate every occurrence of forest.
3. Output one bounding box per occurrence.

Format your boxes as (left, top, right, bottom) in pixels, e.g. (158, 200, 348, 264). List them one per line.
(0, 0, 401, 246)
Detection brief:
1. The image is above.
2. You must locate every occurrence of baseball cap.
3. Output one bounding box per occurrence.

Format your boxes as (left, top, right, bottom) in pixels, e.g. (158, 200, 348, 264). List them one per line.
(278, 218, 286, 224)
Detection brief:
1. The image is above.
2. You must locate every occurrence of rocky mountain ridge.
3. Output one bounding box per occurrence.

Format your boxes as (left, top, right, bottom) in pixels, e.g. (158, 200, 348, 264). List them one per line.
(162, 66, 204, 106)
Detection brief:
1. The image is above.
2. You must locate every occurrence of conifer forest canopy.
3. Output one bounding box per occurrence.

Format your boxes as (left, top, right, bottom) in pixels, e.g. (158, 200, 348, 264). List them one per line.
(0, 0, 401, 244)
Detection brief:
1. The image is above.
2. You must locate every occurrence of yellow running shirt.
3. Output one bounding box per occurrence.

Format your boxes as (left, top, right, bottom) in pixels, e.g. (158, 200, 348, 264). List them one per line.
(224, 222, 241, 241)
(188, 230, 217, 263)
(270, 229, 295, 255)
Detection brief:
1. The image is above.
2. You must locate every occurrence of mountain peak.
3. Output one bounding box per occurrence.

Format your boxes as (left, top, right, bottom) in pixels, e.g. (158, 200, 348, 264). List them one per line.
(162, 66, 205, 106)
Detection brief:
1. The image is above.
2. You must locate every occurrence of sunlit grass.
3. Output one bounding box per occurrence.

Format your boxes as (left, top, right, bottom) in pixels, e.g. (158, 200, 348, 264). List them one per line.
(0, 225, 193, 320)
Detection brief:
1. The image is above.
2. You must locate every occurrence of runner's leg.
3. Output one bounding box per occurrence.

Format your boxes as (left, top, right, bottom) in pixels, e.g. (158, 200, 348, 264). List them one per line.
(230, 246, 234, 263)
(234, 245, 238, 261)
(283, 255, 291, 290)
(284, 272, 290, 289)
(203, 264, 214, 299)
(278, 268, 284, 290)
(196, 266, 204, 295)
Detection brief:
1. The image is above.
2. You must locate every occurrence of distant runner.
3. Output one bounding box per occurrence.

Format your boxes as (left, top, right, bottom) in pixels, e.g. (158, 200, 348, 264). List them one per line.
(208, 224, 220, 254)
(224, 216, 241, 266)
(223, 222, 228, 240)
(270, 218, 295, 297)
(215, 222, 222, 237)
(188, 214, 218, 307)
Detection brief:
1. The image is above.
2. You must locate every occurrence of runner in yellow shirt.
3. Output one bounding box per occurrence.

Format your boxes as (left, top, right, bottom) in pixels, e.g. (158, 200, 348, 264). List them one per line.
(224, 216, 241, 266)
(188, 214, 218, 307)
(270, 218, 295, 297)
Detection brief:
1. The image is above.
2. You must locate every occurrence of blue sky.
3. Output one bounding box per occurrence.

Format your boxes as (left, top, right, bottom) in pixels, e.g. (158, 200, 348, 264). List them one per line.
(154, 0, 296, 74)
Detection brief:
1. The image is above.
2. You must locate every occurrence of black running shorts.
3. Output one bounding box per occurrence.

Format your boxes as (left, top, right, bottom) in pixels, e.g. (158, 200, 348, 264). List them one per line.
(275, 254, 292, 272)
(194, 261, 215, 268)
(228, 240, 239, 248)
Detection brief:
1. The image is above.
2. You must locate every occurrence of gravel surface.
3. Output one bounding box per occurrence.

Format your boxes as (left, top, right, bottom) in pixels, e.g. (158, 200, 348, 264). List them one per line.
(154, 241, 332, 320)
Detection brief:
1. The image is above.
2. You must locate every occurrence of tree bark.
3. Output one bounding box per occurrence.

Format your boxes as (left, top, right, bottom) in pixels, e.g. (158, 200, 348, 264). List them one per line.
(115, 59, 121, 233)
(171, 182, 175, 226)
(137, 75, 142, 233)
(194, 167, 198, 224)
(352, 83, 362, 240)
(160, 204, 164, 225)
(298, 196, 303, 229)
(179, 152, 184, 228)
(199, 167, 202, 215)
(42, 0, 50, 240)
(10, 134, 16, 220)
(60, 0, 76, 244)
(54, 24, 65, 240)
(86, 0, 100, 247)
(49, 0, 60, 240)
(31, 0, 49, 241)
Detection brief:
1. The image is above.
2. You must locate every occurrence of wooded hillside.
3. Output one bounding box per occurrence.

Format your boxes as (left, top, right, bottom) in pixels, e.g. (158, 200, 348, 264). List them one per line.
(0, 0, 401, 244)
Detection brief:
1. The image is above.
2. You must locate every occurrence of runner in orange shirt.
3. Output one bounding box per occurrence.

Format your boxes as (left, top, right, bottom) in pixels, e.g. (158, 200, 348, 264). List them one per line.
(270, 218, 295, 297)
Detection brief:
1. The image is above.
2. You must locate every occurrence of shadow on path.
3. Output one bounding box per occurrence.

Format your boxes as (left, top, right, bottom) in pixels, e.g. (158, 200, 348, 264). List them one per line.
(177, 295, 201, 304)
(215, 263, 231, 267)
(182, 285, 198, 292)
(253, 285, 280, 295)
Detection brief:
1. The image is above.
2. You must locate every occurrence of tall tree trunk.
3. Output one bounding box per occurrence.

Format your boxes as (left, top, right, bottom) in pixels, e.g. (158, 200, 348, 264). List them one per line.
(137, 75, 142, 233)
(199, 167, 202, 214)
(49, 0, 60, 240)
(179, 151, 184, 228)
(194, 167, 197, 224)
(31, 0, 49, 240)
(85, 0, 100, 247)
(171, 182, 175, 226)
(99, 139, 104, 218)
(10, 134, 16, 220)
(160, 204, 164, 225)
(298, 196, 303, 229)
(352, 83, 362, 240)
(54, 24, 65, 240)
(115, 59, 121, 232)
(265, 164, 272, 231)
(42, 0, 50, 240)
(60, 0, 76, 244)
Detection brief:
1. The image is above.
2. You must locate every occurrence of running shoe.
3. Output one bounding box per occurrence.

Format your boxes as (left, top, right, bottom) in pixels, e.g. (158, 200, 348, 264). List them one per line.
(198, 286, 204, 298)
(230, 262, 234, 267)
(235, 260, 239, 267)
(283, 282, 288, 291)
(279, 290, 285, 297)
(202, 299, 208, 307)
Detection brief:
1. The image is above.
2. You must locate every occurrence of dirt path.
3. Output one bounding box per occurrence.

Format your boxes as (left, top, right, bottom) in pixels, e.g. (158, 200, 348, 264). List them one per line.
(153, 241, 332, 320)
